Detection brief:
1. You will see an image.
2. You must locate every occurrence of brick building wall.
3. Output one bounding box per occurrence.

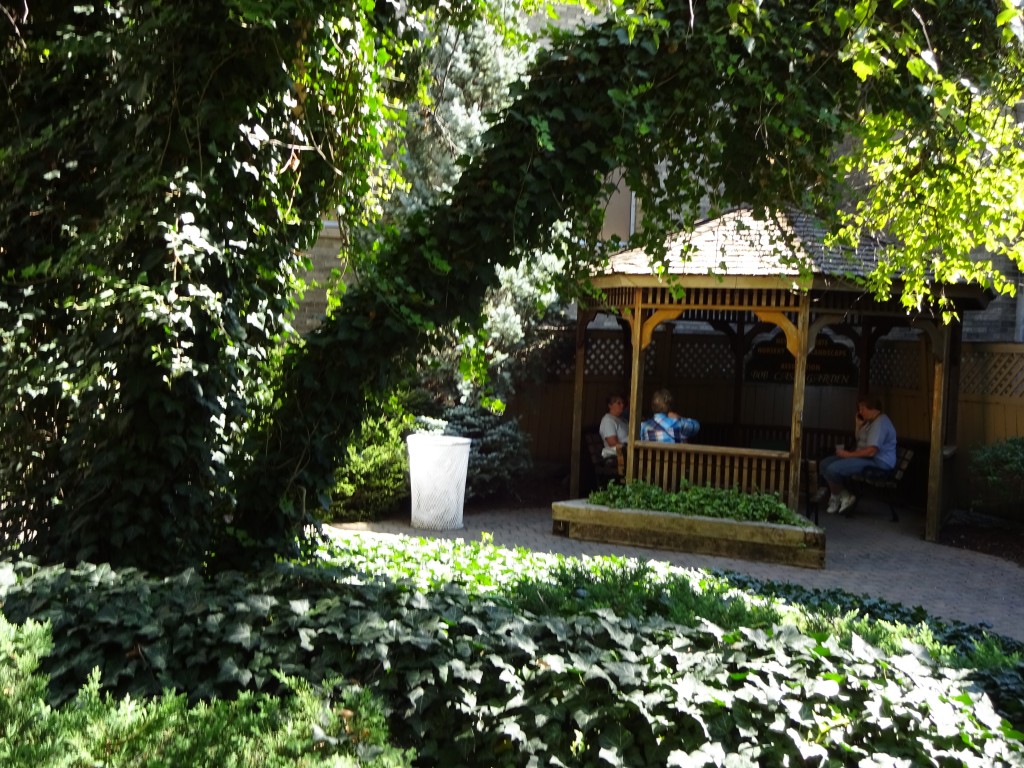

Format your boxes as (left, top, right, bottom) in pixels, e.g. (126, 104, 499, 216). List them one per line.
(293, 222, 342, 334)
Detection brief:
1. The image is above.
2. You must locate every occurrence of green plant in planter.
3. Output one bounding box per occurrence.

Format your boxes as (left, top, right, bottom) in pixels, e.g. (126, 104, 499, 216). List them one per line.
(969, 437, 1024, 518)
(589, 480, 811, 527)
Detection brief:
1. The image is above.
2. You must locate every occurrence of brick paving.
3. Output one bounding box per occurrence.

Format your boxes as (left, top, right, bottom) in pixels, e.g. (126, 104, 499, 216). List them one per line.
(329, 498, 1024, 643)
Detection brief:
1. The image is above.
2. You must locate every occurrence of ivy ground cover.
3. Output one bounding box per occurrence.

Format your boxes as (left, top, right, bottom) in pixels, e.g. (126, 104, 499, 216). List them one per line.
(2, 533, 1023, 766)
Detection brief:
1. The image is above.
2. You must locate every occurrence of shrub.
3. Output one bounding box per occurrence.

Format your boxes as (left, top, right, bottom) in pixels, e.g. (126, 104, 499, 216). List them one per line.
(0, 613, 413, 767)
(440, 404, 531, 500)
(329, 394, 417, 523)
(589, 480, 811, 527)
(969, 437, 1024, 518)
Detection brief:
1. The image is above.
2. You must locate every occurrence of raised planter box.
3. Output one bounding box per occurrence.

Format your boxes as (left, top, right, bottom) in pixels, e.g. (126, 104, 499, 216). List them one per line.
(551, 499, 826, 569)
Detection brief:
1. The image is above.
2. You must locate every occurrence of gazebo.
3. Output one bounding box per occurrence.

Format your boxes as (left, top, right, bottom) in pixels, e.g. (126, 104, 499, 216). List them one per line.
(568, 208, 991, 540)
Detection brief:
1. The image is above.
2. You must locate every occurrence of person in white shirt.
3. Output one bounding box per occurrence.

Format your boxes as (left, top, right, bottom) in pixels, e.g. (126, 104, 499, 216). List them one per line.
(599, 394, 629, 459)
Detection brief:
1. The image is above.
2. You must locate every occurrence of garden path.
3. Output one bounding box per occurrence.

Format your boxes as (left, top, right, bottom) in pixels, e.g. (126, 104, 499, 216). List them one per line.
(329, 497, 1024, 643)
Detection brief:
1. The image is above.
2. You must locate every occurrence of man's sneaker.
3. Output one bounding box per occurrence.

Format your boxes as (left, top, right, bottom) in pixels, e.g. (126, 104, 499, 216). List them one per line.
(837, 491, 857, 514)
(825, 495, 841, 514)
(811, 486, 829, 504)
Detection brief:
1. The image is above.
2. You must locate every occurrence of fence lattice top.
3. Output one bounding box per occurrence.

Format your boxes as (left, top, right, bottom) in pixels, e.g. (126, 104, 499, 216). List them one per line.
(961, 347, 1024, 399)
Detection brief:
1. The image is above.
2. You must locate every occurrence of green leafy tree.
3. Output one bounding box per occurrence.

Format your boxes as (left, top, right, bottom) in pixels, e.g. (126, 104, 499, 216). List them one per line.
(2, 1, 350, 570)
(3, 0, 1023, 571)
(417, 223, 574, 409)
(328, 393, 417, 523)
(395, 1, 538, 216)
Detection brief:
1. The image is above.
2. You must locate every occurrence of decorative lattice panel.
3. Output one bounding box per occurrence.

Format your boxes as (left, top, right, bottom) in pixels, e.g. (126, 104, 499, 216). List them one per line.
(586, 335, 627, 377)
(673, 337, 735, 380)
(644, 337, 658, 376)
(544, 333, 576, 379)
(961, 348, 1024, 398)
(870, 341, 921, 390)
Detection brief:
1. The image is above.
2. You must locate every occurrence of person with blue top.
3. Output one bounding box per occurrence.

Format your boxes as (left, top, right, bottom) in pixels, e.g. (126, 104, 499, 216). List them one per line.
(640, 388, 700, 443)
(818, 393, 898, 514)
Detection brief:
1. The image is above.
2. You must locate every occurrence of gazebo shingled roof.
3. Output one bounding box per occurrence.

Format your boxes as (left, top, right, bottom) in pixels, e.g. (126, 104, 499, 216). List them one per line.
(603, 207, 991, 307)
(604, 208, 891, 278)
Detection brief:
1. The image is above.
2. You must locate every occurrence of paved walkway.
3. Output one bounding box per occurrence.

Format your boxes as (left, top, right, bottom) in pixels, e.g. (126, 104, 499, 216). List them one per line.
(329, 498, 1024, 643)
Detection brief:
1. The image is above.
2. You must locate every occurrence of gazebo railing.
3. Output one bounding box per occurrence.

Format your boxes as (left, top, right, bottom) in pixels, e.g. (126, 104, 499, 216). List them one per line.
(632, 441, 791, 499)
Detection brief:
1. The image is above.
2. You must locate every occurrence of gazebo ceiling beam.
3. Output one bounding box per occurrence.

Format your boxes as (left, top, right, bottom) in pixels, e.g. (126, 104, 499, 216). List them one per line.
(754, 310, 800, 357)
(640, 308, 686, 349)
(590, 286, 983, 319)
(742, 322, 778, 353)
(912, 319, 946, 364)
(593, 300, 950, 324)
(707, 319, 740, 342)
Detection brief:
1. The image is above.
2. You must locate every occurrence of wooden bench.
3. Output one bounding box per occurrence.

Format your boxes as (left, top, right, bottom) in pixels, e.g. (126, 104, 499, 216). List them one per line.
(847, 445, 915, 522)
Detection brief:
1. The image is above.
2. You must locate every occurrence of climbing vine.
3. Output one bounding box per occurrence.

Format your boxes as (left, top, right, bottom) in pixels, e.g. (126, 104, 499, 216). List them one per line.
(0, 0, 534, 571)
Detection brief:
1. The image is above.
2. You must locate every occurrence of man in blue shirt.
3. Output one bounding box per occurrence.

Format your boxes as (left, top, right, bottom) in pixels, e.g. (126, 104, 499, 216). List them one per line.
(818, 394, 898, 514)
(640, 389, 701, 443)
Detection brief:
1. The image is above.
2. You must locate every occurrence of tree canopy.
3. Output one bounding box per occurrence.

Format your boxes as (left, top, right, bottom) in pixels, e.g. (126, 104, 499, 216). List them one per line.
(2, 0, 1022, 572)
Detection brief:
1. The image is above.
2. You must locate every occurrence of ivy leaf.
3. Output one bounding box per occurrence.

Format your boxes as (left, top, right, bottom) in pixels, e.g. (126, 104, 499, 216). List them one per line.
(852, 59, 875, 80)
(804, 677, 841, 698)
(217, 656, 253, 687)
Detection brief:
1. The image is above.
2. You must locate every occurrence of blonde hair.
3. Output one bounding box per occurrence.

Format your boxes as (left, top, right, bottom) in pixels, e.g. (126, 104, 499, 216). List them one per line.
(650, 388, 673, 414)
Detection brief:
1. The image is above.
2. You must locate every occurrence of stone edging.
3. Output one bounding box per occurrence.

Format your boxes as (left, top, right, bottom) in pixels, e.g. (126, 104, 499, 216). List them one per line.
(551, 499, 826, 569)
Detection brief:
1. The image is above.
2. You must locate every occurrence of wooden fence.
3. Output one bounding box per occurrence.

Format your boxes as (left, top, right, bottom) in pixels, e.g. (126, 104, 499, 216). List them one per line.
(954, 343, 1024, 498)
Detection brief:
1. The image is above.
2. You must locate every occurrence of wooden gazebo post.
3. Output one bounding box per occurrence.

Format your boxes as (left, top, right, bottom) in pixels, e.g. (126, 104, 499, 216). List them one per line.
(924, 321, 952, 541)
(788, 294, 811, 509)
(624, 291, 644, 483)
(568, 308, 594, 498)
(754, 291, 811, 509)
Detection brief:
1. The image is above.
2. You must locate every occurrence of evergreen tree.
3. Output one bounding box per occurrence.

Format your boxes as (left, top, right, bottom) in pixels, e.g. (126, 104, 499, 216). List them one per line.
(375, 4, 577, 408)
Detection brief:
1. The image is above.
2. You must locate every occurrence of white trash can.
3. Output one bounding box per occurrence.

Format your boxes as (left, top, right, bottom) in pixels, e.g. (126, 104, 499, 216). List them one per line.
(406, 433, 471, 530)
